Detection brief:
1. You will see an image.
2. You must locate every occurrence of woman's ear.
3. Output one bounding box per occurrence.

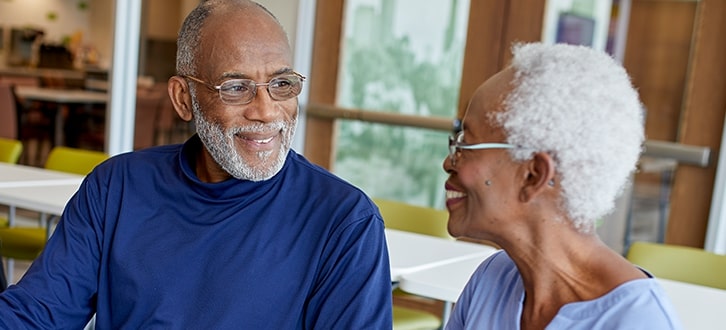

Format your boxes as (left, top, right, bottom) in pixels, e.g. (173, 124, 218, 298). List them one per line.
(168, 76, 193, 122)
(520, 152, 556, 202)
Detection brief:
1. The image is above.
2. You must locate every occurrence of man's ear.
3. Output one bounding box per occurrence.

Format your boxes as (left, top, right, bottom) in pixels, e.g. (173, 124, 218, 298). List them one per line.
(168, 76, 193, 122)
(520, 152, 556, 202)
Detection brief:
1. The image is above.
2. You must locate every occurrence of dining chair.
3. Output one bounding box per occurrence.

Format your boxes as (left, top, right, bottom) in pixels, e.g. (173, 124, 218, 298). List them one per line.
(375, 198, 452, 240)
(134, 85, 164, 150)
(374, 198, 450, 330)
(0, 137, 23, 229)
(0, 78, 54, 166)
(0, 137, 23, 164)
(45, 146, 109, 175)
(626, 241, 726, 290)
(0, 146, 109, 282)
(0, 83, 20, 140)
(0, 139, 23, 291)
(151, 82, 181, 145)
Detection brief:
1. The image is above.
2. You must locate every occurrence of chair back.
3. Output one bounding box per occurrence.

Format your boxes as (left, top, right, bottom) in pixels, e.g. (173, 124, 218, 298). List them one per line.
(375, 198, 449, 329)
(45, 146, 109, 175)
(134, 85, 164, 149)
(0, 83, 18, 139)
(626, 241, 726, 290)
(0, 138, 23, 164)
(373, 198, 452, 239)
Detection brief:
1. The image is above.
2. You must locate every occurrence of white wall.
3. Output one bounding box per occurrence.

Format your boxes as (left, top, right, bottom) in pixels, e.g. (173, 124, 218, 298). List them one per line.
(0, 0, 93, 67)
(87, 0, 114, 69)
(0, 0, 305, 70)
(0, 0, 91, 44)
(258, 0, 300, 53)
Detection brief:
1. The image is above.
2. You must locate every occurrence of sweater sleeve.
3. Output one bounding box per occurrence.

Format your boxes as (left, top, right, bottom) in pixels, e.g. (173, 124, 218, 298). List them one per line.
(0, 174, 104, 329)
(304, 213, 393, 329)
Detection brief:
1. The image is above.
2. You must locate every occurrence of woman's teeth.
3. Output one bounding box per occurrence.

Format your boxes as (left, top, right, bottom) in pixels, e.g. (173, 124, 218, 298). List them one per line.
(446, 190, 466, 199)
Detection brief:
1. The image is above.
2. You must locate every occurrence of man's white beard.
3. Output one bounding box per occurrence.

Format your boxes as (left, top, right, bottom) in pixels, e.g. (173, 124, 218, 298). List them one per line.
(191, 95, 297, 181)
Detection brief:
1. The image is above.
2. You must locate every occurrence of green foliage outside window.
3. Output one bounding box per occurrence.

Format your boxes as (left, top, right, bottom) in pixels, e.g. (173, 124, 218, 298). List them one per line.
(334, 0, 469, 208)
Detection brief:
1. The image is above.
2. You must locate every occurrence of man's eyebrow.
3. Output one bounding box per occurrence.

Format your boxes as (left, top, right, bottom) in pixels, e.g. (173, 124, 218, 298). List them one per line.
(219, 68, 294, 80)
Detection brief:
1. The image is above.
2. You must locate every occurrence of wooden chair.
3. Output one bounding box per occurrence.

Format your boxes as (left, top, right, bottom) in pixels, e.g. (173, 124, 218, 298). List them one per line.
(134, 85, 164, 150)
(374, 198, 450, 330)
(0, 78, 53, 166)
(0, 83, 19, 140)
(626, 241, 726, 290)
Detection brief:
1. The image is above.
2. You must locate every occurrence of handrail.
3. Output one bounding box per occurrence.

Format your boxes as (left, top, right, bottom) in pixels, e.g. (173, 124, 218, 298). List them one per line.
(307, 103, 711, 167)
(643, 140, 710, 167)
(307, 103, 453, 131)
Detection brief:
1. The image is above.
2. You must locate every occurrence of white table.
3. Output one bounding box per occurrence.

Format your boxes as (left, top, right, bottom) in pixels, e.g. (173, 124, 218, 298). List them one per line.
(0, 163, 84, 189)
(398, 256, 726, 329)
(659, 278, 726, 330)
(398, 256, 489, 303)
(396, 247, 497, 325)
(0, 182, 81, 241)
(0, 183, 80, 217)
(386, 229, 497, 326)
(386, 229, 496, 282)
(0, 170, 83, 283)
(14, 86, 107, 146)
(0, 163, 83, 227)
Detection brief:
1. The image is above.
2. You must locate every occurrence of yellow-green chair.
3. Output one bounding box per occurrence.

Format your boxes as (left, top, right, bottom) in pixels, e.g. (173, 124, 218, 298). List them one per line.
(0, 137, 23, 228)
(374, 198, 452, 240)
(374, 198, 450, 330)
(0, 228, 46, 260)
(0, 146, 108, 280)
(626, 241, 726, 290)
(0, 138, 23, 164)
(45, 146, 109, 175)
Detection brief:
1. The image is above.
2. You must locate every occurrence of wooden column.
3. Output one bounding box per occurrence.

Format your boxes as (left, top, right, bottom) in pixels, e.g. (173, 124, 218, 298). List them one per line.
(667, 0, 726, 247)
(303, 0, 344, 169)
(457, 0, 545, 118)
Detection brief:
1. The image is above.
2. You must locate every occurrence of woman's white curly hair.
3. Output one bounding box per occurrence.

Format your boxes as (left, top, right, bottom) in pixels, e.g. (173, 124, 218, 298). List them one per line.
(496, 42, 645, 232)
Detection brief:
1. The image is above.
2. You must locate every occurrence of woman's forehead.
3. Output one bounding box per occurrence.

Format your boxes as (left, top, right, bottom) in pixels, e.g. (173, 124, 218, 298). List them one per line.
(461, 69, 515, 136)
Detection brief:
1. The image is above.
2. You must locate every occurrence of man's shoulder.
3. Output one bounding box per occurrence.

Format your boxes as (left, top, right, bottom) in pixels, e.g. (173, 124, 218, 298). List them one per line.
(88, 144, 182, 181)
(105, 144, 181, 165)
(285, 152, 380, 218)
(286, 151, 363, 190)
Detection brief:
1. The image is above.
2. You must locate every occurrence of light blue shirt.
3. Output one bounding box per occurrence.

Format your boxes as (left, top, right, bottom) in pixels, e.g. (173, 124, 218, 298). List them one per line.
(446, 251, 683, 329)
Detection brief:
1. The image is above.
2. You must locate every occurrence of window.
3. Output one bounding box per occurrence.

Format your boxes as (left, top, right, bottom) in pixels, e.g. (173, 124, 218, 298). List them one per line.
(331, 0, 470, 207)
(305, 0, 545, 208)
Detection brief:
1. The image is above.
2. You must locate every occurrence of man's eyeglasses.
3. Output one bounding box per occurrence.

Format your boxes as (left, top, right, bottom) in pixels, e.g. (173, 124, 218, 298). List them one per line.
(448, 130, 520, 166)
(183, 72, 306, 105)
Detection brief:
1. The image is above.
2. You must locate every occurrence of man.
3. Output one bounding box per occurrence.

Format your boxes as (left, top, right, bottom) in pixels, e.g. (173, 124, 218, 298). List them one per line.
(0, 1, 392, 328)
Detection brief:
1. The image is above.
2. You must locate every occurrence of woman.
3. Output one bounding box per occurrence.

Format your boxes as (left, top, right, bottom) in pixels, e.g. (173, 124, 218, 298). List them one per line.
(443, 42, 682, 329)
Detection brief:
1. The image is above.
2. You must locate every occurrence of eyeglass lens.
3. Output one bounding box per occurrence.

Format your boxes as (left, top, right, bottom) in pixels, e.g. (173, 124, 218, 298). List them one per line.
(448, 131, 463, 159)
(218, 75, 303, 104)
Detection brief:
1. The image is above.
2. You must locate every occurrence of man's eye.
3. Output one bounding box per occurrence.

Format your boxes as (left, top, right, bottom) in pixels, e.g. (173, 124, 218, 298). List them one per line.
(270, 78, 293, 89)
(221, 82, 251, 93)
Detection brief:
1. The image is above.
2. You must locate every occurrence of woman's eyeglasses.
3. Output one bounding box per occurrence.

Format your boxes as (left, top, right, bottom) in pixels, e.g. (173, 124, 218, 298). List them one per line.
(448, 130, 521, 166)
